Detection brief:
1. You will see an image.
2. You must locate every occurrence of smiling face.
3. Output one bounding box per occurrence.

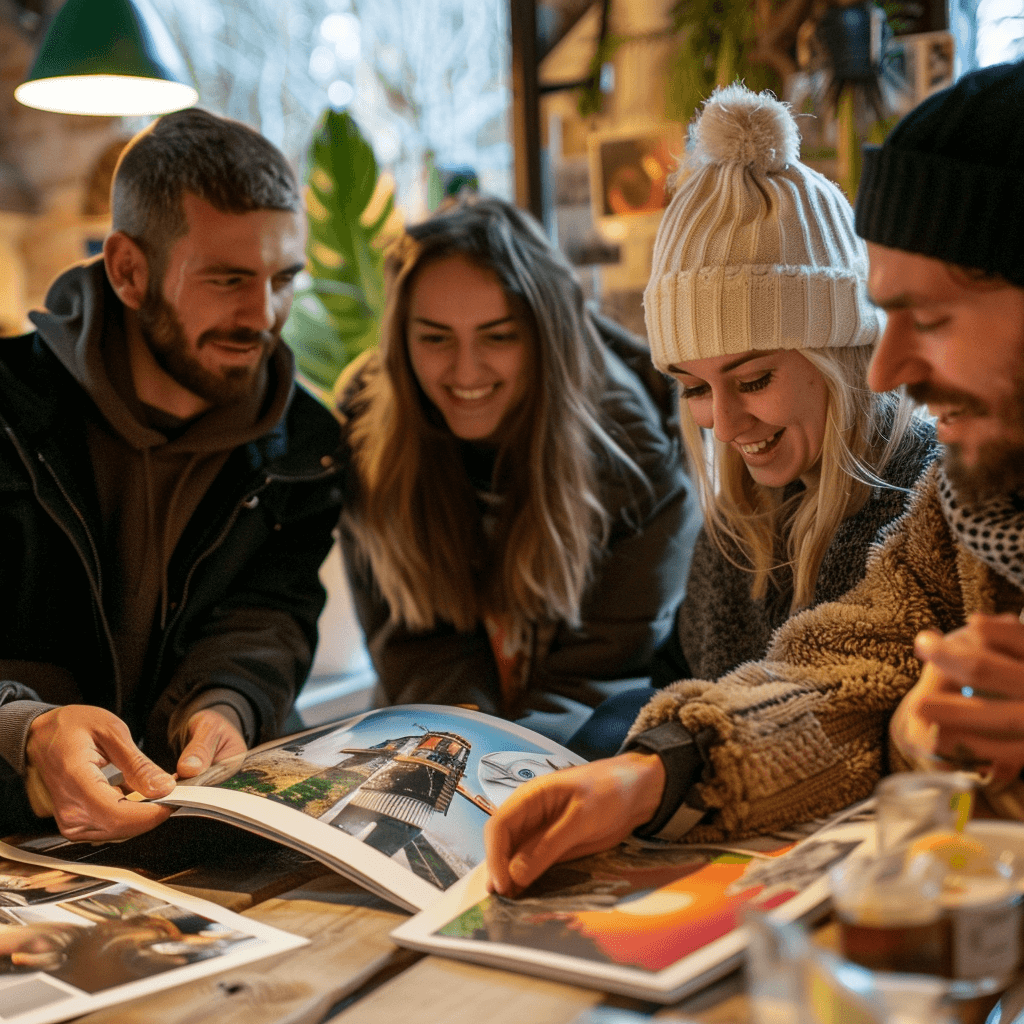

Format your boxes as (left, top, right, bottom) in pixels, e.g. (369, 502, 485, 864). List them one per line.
(406, 255, 529, 443)
(135, 192, 306, 416)
(669, 348, 830, 489)
(866, 242, 1024, 502)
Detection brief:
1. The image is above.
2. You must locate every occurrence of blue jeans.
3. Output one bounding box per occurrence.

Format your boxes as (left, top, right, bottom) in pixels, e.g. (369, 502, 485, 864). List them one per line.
(566, 686, 656, 761)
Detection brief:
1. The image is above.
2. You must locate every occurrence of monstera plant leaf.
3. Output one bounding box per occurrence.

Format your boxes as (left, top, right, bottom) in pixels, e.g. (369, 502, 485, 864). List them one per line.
(283, 109, 397, 403)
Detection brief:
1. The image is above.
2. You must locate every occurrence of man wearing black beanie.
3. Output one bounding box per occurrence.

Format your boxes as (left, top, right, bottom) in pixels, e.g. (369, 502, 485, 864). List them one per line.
(856, 58, 1024, 809)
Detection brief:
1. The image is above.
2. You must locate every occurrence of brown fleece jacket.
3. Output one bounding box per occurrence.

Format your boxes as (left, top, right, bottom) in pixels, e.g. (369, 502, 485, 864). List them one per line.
(629, 463, 1024, 842)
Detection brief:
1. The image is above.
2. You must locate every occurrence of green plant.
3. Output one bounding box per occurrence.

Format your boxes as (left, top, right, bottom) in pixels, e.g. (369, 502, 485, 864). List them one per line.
(666, 0, 781, 126)
(577, 33, 625, 117)
(283, 109, 397, 404)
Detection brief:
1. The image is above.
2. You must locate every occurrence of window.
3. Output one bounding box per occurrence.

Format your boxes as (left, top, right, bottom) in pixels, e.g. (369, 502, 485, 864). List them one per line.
(952, 0, 1024, 72)
(149, 0, 513, 217)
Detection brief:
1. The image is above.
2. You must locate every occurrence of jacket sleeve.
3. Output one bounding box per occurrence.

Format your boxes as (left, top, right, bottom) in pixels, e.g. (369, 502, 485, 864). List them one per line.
(528, 327, 700, 708)
(626, 467, 971, 842)
(532, 465, 698, 706)
(0, 682, 50, 835)
(145, 493, 340, 768)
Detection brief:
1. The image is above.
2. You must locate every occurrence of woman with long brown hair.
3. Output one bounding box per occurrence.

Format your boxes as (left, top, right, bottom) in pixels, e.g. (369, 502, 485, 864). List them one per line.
(336, 197, 697, 740)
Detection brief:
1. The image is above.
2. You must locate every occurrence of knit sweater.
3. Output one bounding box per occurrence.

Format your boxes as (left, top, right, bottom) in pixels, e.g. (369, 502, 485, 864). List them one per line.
(657, 418, 938, 682)
(629, 462, 1024, 843)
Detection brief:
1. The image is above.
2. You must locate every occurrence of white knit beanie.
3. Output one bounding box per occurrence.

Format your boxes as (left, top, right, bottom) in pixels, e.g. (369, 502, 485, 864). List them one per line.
(643, 84, 883, 373)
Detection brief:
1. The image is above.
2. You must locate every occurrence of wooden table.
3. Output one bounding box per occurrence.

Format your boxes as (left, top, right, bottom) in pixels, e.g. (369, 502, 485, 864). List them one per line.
(8, 818, 1024, 1024)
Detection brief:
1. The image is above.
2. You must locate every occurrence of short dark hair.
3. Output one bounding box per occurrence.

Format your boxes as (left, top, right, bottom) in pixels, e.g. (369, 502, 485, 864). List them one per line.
(111, 107, 301, 270)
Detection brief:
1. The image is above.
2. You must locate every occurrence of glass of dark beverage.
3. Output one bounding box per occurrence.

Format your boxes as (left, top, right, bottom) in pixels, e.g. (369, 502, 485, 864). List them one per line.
(831, 851, 950, 975)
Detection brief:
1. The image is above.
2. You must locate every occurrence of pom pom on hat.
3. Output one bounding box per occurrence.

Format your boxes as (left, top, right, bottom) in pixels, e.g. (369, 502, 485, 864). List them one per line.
(689, 84, 800, 174)
(644, 82, 882, 370)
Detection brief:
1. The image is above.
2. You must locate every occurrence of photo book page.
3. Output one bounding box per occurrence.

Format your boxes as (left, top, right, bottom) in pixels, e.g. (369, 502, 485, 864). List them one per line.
(392, 818, 874, 1002)
(157, 704, 584, 912)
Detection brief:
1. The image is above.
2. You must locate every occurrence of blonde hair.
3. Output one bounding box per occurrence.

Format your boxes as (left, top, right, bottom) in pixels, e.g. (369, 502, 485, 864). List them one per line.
(341, 198, 641, 648)
(680, 345, 917, 612)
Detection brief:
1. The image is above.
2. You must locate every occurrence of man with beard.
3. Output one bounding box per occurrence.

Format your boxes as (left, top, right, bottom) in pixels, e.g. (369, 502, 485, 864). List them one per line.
(861, 64, 1024, 805)
(484, 60, 1024, 896)
(0, 109, 343, 841)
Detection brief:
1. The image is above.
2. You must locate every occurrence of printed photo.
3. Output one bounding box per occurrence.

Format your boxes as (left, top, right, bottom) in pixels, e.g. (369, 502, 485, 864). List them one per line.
(0, 856, 299, 1024)
(435, 837, 859, 973)
(0, 861, 107, 908)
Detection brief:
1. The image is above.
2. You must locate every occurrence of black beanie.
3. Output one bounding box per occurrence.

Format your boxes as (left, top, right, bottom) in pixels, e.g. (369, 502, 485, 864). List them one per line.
(855, 59, 1024, 288)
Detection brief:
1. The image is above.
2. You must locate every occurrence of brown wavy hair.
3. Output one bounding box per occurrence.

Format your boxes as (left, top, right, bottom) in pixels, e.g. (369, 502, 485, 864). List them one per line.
(341, 197, 641, 647)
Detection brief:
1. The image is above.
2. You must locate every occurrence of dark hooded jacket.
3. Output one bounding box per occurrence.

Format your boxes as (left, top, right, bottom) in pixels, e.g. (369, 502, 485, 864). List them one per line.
(0, 260, 344, 832)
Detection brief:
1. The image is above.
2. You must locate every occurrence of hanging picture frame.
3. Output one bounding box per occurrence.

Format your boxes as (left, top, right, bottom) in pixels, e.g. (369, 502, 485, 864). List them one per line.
(887, 31, 955, 112)
(587, 121, 682, 239)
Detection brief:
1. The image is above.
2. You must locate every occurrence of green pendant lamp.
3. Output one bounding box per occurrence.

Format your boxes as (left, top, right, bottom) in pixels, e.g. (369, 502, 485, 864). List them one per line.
(15, 0, 199, 116)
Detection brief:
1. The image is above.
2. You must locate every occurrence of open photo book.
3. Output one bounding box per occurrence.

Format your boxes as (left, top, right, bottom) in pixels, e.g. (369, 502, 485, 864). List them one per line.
(391, 814, 875, 1004)
(0, 841, 305, 1024)
(154, 704, 585, 913)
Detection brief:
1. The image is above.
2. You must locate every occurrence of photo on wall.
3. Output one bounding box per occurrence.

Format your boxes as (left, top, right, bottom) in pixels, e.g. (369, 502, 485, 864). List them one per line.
(886, 30, 955, 113)
(588, 124, 681, 233)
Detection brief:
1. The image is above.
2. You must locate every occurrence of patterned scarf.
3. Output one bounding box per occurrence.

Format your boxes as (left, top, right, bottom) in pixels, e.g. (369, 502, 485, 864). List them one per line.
(937, 466, 1024, 593)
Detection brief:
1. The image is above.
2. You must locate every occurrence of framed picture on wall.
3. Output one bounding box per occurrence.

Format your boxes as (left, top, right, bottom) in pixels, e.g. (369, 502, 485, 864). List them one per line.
(888, 31, 955, 110)
(587, 123, 682, 238)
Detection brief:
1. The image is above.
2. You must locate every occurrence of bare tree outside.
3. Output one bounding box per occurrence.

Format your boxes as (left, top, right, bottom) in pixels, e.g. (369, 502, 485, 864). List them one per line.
(148, 0, 512, 216)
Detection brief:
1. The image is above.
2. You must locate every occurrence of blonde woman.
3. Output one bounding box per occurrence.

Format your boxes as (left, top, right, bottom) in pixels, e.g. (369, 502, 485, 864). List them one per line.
(486, 84, 938, 890)
(656, 345, 931, 685)
(569, 85, 936, 760)
(336, 197, 698, 740)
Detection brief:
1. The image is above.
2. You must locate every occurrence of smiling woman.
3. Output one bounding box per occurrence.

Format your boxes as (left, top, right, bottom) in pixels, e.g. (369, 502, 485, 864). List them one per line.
(481, 84, 944, 898)
(566, 84, 938, 759)
(333, 197, 699, 741)
(404, 255, 528, 443)
(642, 85, 938, 690)
(669, 348, 830, 491)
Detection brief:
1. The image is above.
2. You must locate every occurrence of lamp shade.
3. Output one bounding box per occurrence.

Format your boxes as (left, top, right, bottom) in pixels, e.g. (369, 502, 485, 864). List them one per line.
(15, 0, 199, 116)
